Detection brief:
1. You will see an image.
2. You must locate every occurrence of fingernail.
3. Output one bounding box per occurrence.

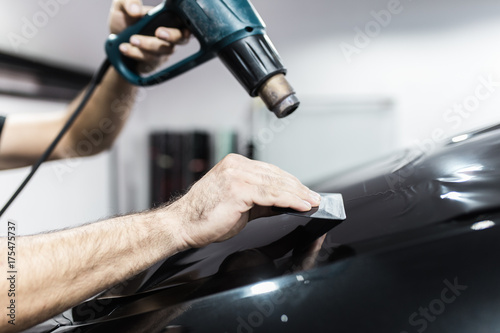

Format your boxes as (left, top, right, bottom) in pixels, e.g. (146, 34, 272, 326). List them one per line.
(119, 43, 129, 53)
(157, 28, 170, 40)
(130, 36, 140, 46)
(302, 200, 312, 210)
(129, 3, 141, 15)
(310, 191, 321, 203)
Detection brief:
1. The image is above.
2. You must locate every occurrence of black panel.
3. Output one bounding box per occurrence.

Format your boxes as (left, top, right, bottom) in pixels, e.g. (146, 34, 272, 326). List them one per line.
(0, 52, 92, 100)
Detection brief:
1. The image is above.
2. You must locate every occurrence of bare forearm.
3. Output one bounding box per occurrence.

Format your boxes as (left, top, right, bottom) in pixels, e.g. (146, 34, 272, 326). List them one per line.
(56, 68, 137, 158)
(0, 207, 183, 332)
(0, 68, 136, 169)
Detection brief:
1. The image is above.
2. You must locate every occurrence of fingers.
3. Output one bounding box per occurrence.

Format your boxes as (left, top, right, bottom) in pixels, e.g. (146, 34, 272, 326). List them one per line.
(118, 28, 185, 61)
(109, 0, 152, 34)
(242, 157, 321, 209)
(119, 36, 172, 59)
(156, 27, 191, 45)
(248, 184, 316, 212)
(250, 161, 319, 204)
(220, 154, 321, 212)
(243, 172, 318, 211)
(119, 0, 146, 18)
(109, 0, 192, 71)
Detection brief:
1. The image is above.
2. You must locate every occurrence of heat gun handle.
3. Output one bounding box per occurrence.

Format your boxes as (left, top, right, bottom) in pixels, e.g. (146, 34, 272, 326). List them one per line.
(105, 2, 214, 86)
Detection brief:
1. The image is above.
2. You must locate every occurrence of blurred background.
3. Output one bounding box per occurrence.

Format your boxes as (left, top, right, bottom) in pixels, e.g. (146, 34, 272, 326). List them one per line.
(2, 0, 500, 235)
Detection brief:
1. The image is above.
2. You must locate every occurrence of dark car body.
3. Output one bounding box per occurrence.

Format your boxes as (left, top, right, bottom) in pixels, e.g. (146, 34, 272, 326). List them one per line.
(27, 124, 500, 333)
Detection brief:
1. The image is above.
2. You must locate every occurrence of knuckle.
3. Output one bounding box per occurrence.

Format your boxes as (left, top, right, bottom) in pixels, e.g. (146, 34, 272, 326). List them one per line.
(167, 28, 183, 41)
(225, 153, 239, 161)
(221, 153, 243, 167)
(257, 185, 268, 198)
(140, 36, 156, 50)
(267, 163, 282, 174)
(257, 185, 280, 202)
(261, 172, 275, 186)
(130, 50, 144, 60)
(221, 166, 237, 180)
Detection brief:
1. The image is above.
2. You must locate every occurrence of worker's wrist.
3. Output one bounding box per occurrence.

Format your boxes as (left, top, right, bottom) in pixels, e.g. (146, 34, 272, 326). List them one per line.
(148, 200, 192, 254)
(107, 67, 137, 90)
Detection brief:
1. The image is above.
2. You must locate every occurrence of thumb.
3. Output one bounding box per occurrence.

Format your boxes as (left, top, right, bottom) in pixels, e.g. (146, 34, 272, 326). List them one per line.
(123, 0, 144, 17)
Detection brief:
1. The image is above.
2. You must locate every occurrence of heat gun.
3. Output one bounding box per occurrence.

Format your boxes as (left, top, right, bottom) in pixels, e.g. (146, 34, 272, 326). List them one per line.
(105, 0, 299, 118)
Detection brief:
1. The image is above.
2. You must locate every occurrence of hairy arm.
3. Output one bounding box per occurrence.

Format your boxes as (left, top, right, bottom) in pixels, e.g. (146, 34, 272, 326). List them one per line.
(0, 206, 182, 332)
(0, 154, 321, 332)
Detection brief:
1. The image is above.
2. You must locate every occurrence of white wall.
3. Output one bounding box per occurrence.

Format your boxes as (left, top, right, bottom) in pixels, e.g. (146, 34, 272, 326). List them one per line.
(283, 2, 500, 149)
(0, 96, 113, 235)
(2, 0, 500, 227)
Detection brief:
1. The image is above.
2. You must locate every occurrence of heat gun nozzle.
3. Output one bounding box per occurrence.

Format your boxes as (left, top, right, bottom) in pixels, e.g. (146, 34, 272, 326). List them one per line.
(271, 94, 300, 119)
(258, 74, 300, 118)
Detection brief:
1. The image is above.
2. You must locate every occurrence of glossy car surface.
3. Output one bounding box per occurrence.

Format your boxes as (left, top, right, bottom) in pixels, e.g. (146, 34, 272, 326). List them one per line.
(27, 124, 500, 332)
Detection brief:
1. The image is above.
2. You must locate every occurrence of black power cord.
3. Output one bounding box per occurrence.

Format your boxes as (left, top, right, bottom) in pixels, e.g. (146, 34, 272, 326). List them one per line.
(0, 59, 112, 219)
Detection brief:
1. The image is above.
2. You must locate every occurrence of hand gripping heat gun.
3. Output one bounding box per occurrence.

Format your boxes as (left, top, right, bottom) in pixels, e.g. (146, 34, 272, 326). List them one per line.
(105, 0, 299, 118)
